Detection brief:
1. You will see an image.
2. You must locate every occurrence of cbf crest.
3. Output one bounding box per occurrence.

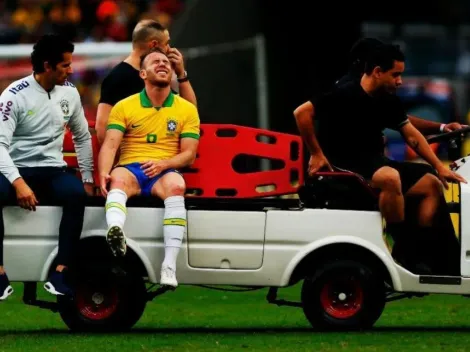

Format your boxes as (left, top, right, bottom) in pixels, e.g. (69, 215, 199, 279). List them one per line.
(60, 99, 70, 117)
(167, 118, 178, 135)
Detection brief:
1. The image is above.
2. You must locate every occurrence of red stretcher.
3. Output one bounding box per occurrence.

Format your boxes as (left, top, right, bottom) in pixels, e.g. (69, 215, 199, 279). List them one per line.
(62, 123, 304, 198)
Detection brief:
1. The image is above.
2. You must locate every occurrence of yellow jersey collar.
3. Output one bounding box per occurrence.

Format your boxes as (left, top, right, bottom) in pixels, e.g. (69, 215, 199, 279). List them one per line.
(140, 89, 174, 109)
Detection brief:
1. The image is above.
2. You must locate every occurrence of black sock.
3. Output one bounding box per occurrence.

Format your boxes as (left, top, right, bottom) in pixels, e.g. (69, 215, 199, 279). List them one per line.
(419, 226, 460, 276)
(386, 221, 407, 260)
(386, 221, 406, 240)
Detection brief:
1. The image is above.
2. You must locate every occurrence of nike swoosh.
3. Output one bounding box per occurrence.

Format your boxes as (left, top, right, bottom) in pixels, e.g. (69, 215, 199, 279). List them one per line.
(131, 124, 141, 128)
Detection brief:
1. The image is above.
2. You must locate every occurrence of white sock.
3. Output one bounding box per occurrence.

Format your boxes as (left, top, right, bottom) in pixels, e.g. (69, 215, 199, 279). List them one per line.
(105, 189, 128, 229)
(162, 196, 186, 270)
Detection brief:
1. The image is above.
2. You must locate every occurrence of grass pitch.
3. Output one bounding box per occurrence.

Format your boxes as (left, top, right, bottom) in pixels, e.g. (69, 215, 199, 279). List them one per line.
(1, 283, 470, 352)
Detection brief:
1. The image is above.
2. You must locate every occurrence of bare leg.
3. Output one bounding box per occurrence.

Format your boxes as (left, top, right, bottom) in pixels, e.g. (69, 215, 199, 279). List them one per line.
(405, 173, 442, 227)
(406, 174, 459, 275)
(370, 166, 428, 272)
(371, 166, 404, 224)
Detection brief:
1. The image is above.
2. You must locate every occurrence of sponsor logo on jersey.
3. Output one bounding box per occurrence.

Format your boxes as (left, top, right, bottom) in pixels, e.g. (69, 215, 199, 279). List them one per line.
(64, 80, 75, 88)
(8, 81, 30, 95)
(0, 101, 13, 121)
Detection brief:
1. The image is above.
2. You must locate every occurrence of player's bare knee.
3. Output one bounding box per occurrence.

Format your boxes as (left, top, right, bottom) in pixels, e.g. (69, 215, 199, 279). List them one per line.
(425, 173, 443, 196)
(110, 177, 126, 189)
(109, 177, 132, 196)
(165, 181, 186, 197)
(372, 167, 401, 193)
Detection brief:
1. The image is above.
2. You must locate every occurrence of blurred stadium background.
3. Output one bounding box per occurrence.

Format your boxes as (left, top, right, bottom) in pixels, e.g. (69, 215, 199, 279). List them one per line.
(0, 0, 270, 133)
(0, 0, 468, 241)
(3, 0, 470, 163)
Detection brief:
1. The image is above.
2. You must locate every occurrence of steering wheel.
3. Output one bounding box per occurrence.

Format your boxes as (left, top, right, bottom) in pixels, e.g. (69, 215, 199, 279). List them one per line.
(426, 126, 470, 144)
(426, 126, 470, 162)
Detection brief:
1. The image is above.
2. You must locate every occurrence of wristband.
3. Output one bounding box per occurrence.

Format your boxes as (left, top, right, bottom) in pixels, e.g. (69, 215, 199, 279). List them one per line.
(177, 71, 188, 83)
(440, 124, 446, 132)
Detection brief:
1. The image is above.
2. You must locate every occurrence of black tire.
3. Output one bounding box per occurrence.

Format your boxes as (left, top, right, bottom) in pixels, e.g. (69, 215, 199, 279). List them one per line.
(301, 259, 385, 331)
(58, 261, 147, 332)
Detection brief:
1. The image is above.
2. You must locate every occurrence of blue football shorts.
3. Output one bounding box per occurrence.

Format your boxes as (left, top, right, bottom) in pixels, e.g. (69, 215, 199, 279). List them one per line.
(121, 162, 181, 196)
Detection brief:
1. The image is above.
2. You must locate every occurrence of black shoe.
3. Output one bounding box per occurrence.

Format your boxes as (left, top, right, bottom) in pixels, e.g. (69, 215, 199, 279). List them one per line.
(0, 273, 13, 300)
(392, 251, 433, 275)
(44, 271, 73, 296)
(106, 225, 127, 257)
(388, 222, 428, 274)
(412, 262, 433, 275)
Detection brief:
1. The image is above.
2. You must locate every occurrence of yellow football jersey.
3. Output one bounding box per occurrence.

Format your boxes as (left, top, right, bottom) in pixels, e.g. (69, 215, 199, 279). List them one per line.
(107, 89, 200, 166)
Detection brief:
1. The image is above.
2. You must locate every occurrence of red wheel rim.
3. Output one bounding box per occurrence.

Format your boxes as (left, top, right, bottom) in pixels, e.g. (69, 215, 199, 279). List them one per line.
(76, 281, 119, 321)
(319, 277, 364, 319)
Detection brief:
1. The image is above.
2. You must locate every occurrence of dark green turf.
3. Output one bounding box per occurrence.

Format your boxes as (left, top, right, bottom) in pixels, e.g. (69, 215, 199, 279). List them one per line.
(0, 283, 470, 351)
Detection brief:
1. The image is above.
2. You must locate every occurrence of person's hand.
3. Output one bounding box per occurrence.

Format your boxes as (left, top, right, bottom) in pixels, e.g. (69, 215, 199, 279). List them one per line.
(308, 153, 334, 176)
(167, 47, 185, 77)
(100, 173, 111, 197)
(141, 160, 170, 178)
(436, 165, 467, 189)
(13, 179, 38, 211)
(84, 183, 95, 196)
(442, 122, 468, 133)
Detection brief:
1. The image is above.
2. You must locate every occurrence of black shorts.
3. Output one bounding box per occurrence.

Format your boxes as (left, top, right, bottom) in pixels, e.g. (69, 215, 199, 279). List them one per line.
(335, 157, 436, 195)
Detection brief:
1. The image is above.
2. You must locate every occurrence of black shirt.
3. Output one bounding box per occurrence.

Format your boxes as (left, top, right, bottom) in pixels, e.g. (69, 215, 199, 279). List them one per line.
(335, 71, 359, 87)
(99, 62, 144, 106)
(311, 81, 409, 167)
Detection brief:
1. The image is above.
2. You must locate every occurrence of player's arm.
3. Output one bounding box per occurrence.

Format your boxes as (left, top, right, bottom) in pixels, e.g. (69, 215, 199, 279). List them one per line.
(0, 92, 21, 184)
(96, 75, 120, 145)
(99, 130, 123, 176)
(68, 90, 94, 183)
(98, 103, 125, 178)
(98, 127, 123, 197)
(388, 100, 442, 168)
(400, 122, 466, 187)
(0, 92, 38, 210)
(400, 122, 442, 169)
(96, 103, 113, 145)
(166, 105, 200, 169)
(293, 100, 333, 174)
(175, 79, 197, 107)
(293, 101, 323, 156)
(168, 47, 197, 106)
(408, 115, 466, 135)
(165, 138, 199, 169)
